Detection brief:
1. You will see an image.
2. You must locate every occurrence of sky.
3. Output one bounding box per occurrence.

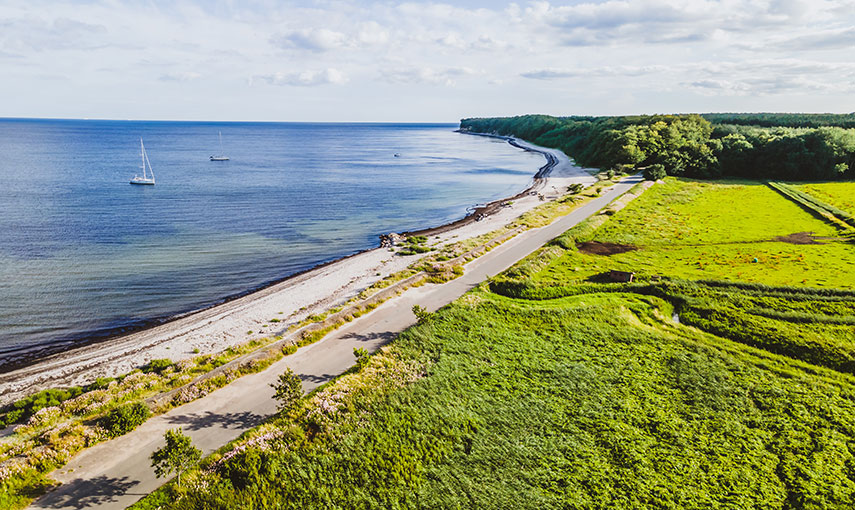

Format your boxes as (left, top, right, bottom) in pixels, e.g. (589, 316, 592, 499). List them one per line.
(1, 0, 854, 122)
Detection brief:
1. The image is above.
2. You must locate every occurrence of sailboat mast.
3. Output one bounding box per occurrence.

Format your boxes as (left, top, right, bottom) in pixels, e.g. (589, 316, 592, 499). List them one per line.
(140, 138, 147, 179)
(218, 131, 224, 153)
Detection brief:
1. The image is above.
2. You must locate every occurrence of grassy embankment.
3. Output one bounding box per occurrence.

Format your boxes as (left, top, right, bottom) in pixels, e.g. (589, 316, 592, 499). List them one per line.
(796, 182, 855, 222)
(0, 338, 292, 510)
(129, 178, 855, 509)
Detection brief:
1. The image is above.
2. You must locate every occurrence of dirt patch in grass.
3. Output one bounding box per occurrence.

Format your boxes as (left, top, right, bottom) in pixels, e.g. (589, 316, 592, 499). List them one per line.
(577, 241, 637, 256)
(775, 232, 823, 245)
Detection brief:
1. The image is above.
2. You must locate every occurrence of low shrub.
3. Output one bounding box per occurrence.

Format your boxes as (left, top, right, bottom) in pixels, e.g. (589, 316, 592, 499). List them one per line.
(0, 387, 83, 428)
(143, 359, 175, 374)
(644, 164, 666, 181)
(353, 348, 370, 371)
(100, 402, 151, 437)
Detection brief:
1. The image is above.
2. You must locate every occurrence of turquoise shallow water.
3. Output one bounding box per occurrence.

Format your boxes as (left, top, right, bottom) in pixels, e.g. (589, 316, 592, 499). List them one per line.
(0, 120, 542, 368)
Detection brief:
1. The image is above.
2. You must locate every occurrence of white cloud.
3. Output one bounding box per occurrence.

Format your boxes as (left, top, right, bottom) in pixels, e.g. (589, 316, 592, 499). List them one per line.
(538, 0, 840, 47)
(271, 21, 391, 53)
(1, 0, 854, 120)
(522, 57, 855, 97)
(768, 27, 855, 51)
(272, 28, 349, 52)
(158, 71, 202, 82)
(253, 68, 348, 87)
(357, 21, 389, 45)
(522, 65, 668, 80)
(382, 66, 476, 86)
(0, 16, 107, 52)
(685, 76, 837, 96)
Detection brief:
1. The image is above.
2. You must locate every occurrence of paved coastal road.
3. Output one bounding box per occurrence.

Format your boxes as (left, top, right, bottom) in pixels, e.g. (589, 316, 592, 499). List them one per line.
(30, 174, 644, 510)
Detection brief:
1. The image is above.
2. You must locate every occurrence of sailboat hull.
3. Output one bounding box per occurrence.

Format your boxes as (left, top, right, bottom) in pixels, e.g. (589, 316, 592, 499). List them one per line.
(210, 156, 229, 161)
(130, 178, 155, 185)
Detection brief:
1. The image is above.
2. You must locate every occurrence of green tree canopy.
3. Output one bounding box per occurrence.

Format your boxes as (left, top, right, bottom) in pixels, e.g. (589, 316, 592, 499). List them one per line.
(150, 428, 202, 487)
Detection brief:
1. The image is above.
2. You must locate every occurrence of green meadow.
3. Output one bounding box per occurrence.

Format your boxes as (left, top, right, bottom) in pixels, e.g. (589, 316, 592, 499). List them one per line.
(132, 177, 855, 510)
(535, 179, 855, 288)
(133, 287, 855, 510)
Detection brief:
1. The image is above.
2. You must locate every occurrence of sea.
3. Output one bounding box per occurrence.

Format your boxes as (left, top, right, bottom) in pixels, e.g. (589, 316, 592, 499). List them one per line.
(0, 119, 543, 370)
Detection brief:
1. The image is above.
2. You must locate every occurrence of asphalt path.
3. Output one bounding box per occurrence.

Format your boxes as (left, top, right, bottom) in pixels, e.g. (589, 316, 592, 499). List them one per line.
(30, 174, 643, 510)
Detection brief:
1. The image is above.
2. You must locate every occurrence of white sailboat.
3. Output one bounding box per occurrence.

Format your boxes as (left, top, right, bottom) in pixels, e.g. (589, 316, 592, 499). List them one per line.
(130, 138, 156, 185)
(210, 131, 229, 161)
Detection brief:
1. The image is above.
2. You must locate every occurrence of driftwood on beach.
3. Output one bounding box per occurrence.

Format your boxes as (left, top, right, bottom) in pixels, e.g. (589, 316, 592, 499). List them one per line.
(379, 233, 406, 248)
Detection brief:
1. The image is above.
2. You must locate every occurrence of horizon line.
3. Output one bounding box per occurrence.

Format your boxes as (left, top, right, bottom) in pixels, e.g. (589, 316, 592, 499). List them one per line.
(0, 116, 463, 125)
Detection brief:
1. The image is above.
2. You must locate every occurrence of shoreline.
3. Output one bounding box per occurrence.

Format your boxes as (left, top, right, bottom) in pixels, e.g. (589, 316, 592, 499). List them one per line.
(0, 132, 546, 375)
(402, 132, 557, 238)
(0, 134, 597, 406)
(0, 246, 376, 374)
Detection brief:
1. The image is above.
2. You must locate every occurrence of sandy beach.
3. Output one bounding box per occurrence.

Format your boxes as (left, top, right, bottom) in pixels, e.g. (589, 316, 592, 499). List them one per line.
(0, 137, 596, 407)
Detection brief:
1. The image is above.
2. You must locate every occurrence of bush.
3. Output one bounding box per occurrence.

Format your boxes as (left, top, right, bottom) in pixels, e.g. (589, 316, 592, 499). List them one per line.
(644, 164, 667, 181)
(142, 358, 174, 374)
(566, 183, 585, 194)
(100, 402, 151, 437)
(0, 387, 83, 428)
(86, 377, 115, 391)
(353, 348, 370, 371)
(412, 304, 432, 323)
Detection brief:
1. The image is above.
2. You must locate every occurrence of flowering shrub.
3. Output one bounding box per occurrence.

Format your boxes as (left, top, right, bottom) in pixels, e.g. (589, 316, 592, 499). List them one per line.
(61, 389, 103, 415)
(25, 406, 61, 428)
(306, 388, 347, 422)
(213, 430, 285, 471)
(0, 457, 27, 482)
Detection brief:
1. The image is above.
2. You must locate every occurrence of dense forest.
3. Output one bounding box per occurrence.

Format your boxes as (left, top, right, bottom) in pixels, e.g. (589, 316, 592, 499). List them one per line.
(703, 113, 855, 129)
(460, 114, 855, 180)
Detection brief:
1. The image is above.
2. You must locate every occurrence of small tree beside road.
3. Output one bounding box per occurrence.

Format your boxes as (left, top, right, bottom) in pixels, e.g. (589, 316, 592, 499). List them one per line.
(271, 367, 303, 414)
(412, 304, 432, 323)
(150, 428, 201, 487)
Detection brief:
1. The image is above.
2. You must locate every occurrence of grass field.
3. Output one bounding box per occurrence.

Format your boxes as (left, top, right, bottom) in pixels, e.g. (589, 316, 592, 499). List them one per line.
(130, 178, 855, 510)
(534, 179, 855, 288)
(797, 181, 855, 216)
(132, 286, 855, 510)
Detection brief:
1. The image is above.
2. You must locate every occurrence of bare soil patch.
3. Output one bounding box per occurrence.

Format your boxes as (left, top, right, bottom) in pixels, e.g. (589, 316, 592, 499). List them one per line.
(577, 241, 637, 256)
(775, 232, 823, 245)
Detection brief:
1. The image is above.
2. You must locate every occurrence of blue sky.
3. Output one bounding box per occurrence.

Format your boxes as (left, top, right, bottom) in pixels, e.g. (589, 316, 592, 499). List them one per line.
(1, 0, 853, 121)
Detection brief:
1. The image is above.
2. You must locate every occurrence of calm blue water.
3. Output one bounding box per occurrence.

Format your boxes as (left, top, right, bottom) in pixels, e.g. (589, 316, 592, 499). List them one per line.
(0, 119, 541, 368)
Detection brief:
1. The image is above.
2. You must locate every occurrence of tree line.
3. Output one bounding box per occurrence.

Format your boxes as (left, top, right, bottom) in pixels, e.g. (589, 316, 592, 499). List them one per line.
(460, 114, 855, 180)
(702, 112, 855, 129)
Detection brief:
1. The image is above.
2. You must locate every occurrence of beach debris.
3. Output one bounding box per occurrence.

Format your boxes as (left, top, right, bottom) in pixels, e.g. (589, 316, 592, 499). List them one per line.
(379, 233, 406, 248)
